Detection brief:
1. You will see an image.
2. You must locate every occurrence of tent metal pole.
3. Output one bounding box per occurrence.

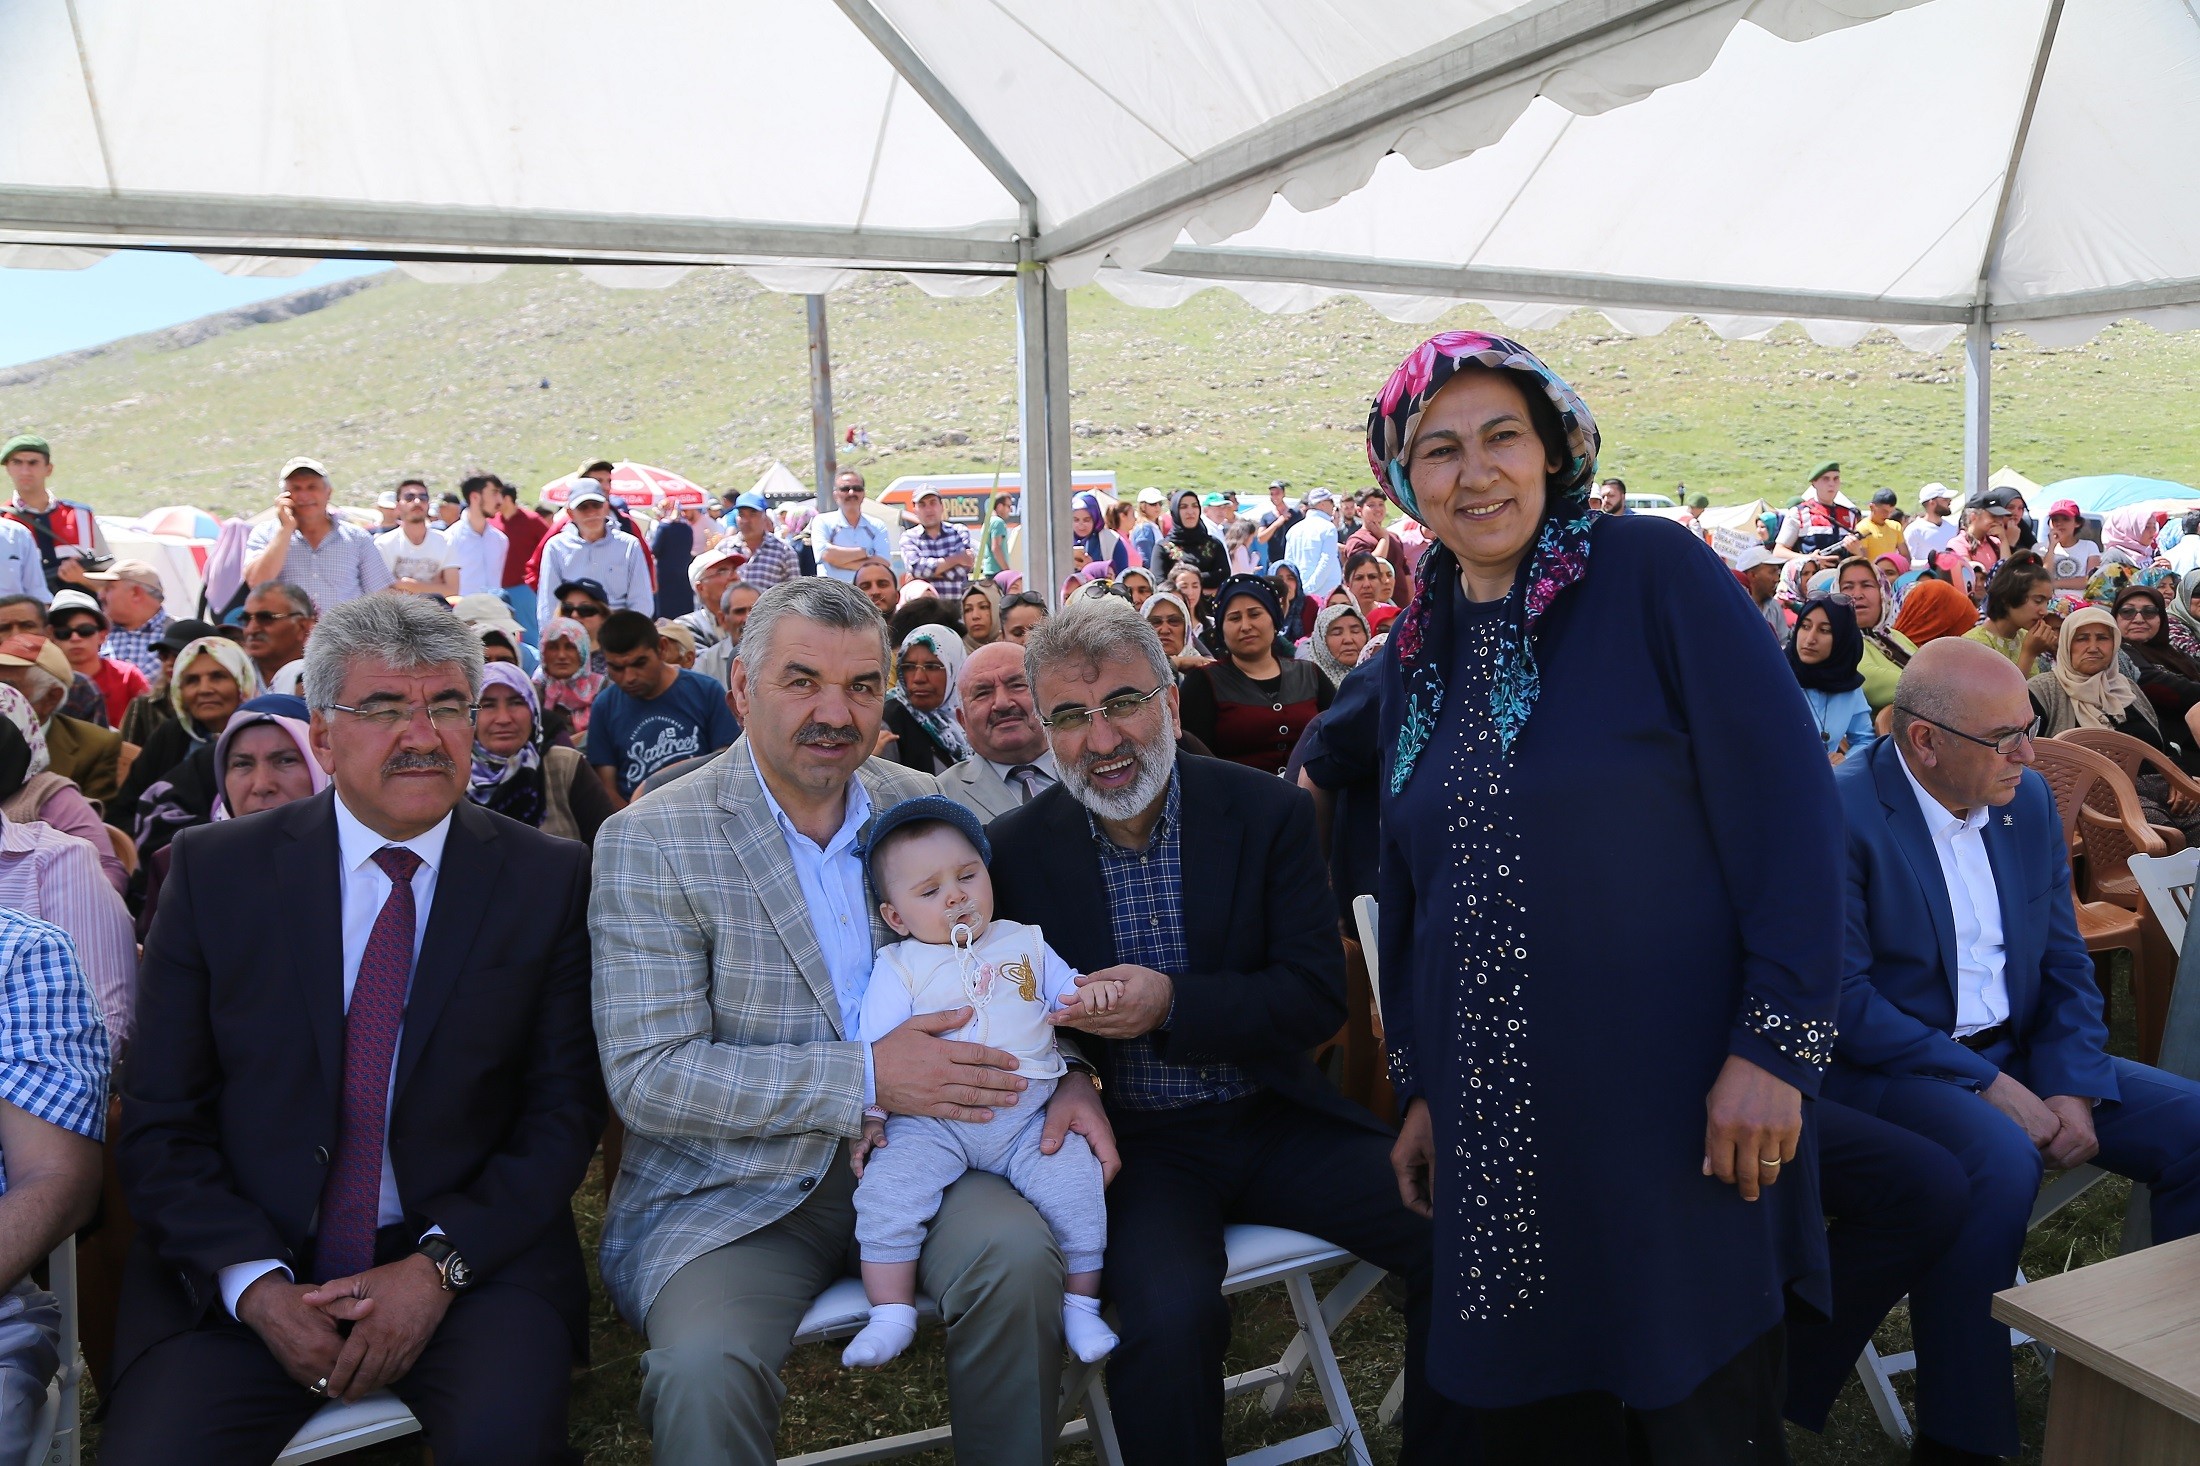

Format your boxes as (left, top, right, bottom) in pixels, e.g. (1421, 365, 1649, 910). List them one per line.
(806, 295, 837, 514)
(1015, 250, 1073, 606)
(1963, 309, 1991, 504)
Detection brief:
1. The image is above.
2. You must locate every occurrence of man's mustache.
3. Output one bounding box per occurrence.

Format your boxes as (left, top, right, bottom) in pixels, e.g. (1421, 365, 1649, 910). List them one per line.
(796, 721, 862, 745)
(382, 751, 456, 776)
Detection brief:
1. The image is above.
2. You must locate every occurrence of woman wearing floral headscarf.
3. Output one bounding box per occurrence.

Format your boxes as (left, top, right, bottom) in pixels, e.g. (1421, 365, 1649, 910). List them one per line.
(1301, 602, 1369, 689)
(1365, 331, 1842, 1449)
(110, 633, 261, 832)
(470, 661, 615, 844)
(535, 614, 607, 751)
(879, 624, 970, 775)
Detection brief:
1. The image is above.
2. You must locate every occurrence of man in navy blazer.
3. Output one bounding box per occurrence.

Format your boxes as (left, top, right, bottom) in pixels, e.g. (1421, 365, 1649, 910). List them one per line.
(1829, 638, 2200, 1462)
(102, 595, 604, 1466)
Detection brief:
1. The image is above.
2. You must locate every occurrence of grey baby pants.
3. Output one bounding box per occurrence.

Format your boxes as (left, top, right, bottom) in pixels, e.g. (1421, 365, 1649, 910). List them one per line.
(854, 1077, 1107, 1274)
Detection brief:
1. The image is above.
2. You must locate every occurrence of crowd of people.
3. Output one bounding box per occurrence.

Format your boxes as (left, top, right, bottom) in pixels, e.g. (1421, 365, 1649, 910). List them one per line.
(0, 332, 2194, 1466)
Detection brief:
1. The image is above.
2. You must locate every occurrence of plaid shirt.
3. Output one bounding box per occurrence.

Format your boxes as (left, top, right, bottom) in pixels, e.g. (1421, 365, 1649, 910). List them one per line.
(735, 533, 800, 590)
(0, 909, 109, 1194)
(103, 608, 171, 680)
(1089, 772, 1257, 1111)
(898, 523, 974, 600)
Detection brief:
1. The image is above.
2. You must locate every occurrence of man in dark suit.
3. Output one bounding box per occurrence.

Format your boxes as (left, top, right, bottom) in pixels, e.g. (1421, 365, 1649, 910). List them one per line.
(1828, 637, 2200, 1464)
(988, 596, 1462, 1464)
(102, 594, 604, 1465)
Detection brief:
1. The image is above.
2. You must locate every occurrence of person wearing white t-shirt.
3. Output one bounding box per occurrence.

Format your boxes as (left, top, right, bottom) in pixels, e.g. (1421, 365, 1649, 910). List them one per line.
(376, 481, 459, 595)
(1904, 483, 1960, 569)
(2043, 498, 2105, 591)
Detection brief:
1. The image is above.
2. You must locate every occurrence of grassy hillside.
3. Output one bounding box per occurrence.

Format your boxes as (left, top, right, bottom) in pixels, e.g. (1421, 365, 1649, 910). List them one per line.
(3, 263, 2199, 521)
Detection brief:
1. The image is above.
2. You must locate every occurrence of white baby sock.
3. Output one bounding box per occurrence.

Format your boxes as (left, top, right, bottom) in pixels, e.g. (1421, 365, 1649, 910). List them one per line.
(1062, 1293, 1118, 1363)
(841, 1303, 920, 1368)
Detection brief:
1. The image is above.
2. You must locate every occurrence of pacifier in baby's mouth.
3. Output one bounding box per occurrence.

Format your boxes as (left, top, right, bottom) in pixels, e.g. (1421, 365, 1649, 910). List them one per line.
(950, 920, 975, 951)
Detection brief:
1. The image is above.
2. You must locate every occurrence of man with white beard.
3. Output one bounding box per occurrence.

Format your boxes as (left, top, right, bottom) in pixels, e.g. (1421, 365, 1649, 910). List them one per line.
(983, 597, 1465, 1464)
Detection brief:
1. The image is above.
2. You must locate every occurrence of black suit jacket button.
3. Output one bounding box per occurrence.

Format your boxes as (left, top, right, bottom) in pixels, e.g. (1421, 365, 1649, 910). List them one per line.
(799, 1177, 816, 1191)
(315, 1146, 331, 1165)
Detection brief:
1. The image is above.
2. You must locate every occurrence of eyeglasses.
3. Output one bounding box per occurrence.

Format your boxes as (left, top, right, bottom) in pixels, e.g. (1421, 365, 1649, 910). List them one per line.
(50, 623, 105, 640)
(326, 700, 477, 730)
(1040, 684, 1167, 732)
(2116, 604, 2164, 619)
(239, 610, 303, 627)
(397, 492, 431, 503)
(560, 602, 607, 619)
(1895, 707, 2039, 757)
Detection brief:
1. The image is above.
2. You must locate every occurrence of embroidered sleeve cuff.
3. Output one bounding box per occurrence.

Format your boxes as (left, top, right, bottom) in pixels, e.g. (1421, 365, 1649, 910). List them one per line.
(1732, 995, 1837, 1092)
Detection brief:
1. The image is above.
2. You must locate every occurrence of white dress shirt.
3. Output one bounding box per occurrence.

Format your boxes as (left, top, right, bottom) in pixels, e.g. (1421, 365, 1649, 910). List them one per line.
(1283, 510, 1344, 599)
(1900, 754, 2011, 1036)
(447, 515, 511, 597)
(218, 795, 451, 1316)
(755, 771, 877, 1103)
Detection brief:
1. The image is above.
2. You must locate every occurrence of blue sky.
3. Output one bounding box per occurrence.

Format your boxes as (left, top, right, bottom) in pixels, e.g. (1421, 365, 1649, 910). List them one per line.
(0, 251, 387, 369)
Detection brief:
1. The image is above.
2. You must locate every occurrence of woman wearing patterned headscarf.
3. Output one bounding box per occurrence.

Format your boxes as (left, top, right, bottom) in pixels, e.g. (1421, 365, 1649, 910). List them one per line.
(1301, 602, 1369, 689)
(1176, 573, 1332, 772)
(1069, 490, 1129, 575)
(879, 624, 970, 775)
(1364, 331, 1844, 1449)
(470, 661, 616, 844)
(535, 614, 607, 750)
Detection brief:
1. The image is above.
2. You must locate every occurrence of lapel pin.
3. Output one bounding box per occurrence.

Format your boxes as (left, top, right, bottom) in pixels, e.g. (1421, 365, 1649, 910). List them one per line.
(2003, 816, 2014, 826)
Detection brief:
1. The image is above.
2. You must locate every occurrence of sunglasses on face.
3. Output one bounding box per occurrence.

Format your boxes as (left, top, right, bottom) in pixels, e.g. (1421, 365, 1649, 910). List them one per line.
(2117, 604, 2163, 619)
(51, 622, 104, 641)
(561, 602, 607, 619)
(398, 492, 431, 503)
(239, 610, 302, 627)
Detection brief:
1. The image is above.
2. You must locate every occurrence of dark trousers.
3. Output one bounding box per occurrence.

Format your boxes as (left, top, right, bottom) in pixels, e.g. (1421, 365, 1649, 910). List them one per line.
(1850, 1049, 2200, 1456)
(1102, 1091, 1469, 1465)
(100, 1278, 576, 1466)
(1471, 1325, 1789, 1465)
(1784, 1098, 1969, 1432)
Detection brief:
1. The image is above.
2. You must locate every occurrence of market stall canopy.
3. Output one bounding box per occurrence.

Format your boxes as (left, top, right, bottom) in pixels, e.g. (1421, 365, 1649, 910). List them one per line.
(2043, 474, 2200, 516)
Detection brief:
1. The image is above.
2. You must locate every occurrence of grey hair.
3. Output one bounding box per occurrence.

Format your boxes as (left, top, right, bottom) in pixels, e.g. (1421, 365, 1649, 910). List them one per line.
(248, 581, 318, 618)
(0, 593, 44, 619)
(302, 594, 485, 712)
(720, 581, 761, 616)
(735, 576, 889, 671)
(1022, 595, 1171, 696)
(16, 665, 64, 719)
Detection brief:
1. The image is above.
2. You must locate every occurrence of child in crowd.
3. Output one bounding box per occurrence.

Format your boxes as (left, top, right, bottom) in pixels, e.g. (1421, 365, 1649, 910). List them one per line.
(842, 795, 1120, 1369)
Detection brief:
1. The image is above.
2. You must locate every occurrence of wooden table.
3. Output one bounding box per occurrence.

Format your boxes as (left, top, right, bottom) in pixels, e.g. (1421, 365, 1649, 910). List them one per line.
(1994, 1232, 2200, 1463)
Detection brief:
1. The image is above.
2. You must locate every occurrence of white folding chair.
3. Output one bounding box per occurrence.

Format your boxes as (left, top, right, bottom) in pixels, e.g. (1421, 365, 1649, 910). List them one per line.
(274, 1393, 422, 1464)
(2130, 848, 2200, 954)
(31, 1237, 82, 1466)
(776, 1279, 1114, 1464)
(1348, 893, 1408, 1430)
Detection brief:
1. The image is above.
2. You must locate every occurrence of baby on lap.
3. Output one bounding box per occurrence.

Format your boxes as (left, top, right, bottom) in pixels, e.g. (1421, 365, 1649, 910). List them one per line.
(842, 794, 1120, 1368)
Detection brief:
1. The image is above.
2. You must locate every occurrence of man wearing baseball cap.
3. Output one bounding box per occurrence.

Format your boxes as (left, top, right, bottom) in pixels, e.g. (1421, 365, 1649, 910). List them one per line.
(2, 433, 111, 592)
(243, 457, 394, 610)
(729, 490, 798, 591)
(535, 478, 652, 628)
(1948, 487, 2019, 589)
(1251, 479, 1298, 572)
(48, 587, 148, 727)
(898, 486, 975, 600)
(1734, 545, 1789, 637)
(1905, 483, 1959, 568)
(80, 559, 171, 679)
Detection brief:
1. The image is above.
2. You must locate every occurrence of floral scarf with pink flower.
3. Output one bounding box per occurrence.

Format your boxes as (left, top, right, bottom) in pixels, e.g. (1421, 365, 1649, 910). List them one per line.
(1364, 330, 1601, 791)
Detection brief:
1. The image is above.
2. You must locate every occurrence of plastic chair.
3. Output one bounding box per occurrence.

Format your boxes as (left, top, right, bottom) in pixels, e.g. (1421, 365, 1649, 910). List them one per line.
(29, 1237, 82, 1466)
(2057, 727, 2195, 902)
(274, 1394, 421, 1464)
(2130, 848, 2200, 955)
(776, 1227, 1385, 1465)
(2031, 739, 2160, 1031)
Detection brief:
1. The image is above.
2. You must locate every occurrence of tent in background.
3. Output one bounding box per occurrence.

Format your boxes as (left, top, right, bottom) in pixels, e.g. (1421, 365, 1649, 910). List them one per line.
(2043, 475, 2200, 516)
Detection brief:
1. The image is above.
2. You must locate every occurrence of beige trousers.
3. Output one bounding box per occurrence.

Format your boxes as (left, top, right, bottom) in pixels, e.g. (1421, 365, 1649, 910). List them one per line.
(638, 1147, 1066, 1465)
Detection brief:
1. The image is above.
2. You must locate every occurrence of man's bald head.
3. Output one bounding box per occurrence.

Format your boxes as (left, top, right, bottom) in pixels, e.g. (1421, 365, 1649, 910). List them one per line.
(1892, 637, 2036, 811)
(958, 641, 1047, 765)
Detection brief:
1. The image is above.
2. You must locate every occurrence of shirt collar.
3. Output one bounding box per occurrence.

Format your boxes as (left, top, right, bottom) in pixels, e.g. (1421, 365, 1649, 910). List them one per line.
(1085, 766, 1180, 854)
(756, 762, 873, 860)
(0, 814, 39, 854)
(1898, 750, 1988, 839)
(332, 791, 453, 876)
(984, 749, 1057, 782)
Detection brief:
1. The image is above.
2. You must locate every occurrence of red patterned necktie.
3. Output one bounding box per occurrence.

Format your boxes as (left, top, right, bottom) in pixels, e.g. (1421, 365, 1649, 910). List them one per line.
(314, 845, 423, 1282)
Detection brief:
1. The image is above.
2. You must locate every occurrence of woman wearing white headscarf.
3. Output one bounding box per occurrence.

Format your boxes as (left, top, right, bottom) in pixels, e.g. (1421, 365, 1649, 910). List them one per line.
(111, 634, 262, 832)
(1302, 603, 1371, 689)
(880, 624, 971, 775)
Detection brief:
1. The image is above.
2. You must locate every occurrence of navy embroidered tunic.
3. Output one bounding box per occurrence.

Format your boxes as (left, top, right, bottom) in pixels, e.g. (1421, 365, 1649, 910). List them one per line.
(1375, 514, 1840, 1410)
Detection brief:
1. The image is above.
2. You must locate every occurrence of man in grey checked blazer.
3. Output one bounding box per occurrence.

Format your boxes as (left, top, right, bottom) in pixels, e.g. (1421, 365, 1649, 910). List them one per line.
(591, 578, 1118, 1463)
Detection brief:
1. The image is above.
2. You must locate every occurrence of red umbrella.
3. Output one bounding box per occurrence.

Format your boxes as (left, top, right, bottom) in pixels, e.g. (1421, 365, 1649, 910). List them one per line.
(540, 461, 707, 510)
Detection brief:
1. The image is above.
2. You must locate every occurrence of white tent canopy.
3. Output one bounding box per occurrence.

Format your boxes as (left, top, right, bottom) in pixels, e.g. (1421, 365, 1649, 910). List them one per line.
(7, 0, 2197, 593)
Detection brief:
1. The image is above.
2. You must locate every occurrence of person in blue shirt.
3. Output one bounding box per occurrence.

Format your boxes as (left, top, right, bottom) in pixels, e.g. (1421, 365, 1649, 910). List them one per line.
(1789, 594, 1876, 762)
(587, 610, 739, 807)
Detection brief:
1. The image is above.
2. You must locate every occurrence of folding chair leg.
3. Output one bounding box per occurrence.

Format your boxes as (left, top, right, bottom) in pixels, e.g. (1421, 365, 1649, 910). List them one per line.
(1852, 1342, 1913, 1445)
(1283, 1272, 1373, 1466)
(1260, 1261, 1384, 1415)
(1077, 1367, 1125, 1466)
(1377, 1370, 1404, 1429)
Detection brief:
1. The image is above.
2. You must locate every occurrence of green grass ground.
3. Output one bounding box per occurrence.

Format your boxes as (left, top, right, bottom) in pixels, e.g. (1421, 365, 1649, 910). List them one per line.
(71, 959, 2146, 1462)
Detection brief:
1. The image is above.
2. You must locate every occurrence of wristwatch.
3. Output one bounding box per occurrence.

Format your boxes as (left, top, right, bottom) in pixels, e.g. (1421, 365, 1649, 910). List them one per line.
(416, 1236, 474, 1292)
